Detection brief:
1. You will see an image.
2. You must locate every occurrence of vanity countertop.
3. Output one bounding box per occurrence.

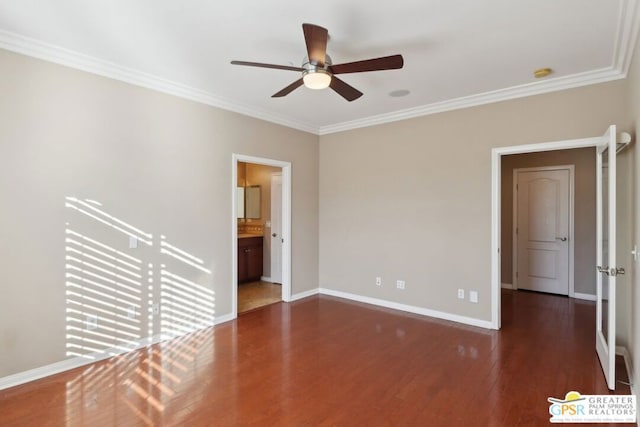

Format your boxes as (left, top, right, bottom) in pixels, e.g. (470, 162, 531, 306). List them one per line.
(238, 233, 263, 239)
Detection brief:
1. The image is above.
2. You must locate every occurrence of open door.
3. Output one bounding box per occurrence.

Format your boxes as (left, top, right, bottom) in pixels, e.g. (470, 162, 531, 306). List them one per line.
(595, 125, 617, 390)
(270, 172, 283, 284)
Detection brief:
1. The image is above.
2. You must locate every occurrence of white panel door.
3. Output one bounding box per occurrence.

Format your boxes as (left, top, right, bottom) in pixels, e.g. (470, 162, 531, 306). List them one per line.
(270, 173, 283, 284)
(516, 168, 570, 295)
(596, 125, 617, 390)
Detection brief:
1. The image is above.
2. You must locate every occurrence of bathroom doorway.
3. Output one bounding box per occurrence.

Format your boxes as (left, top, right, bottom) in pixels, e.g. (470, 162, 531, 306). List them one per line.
(232, 155, 291, 317)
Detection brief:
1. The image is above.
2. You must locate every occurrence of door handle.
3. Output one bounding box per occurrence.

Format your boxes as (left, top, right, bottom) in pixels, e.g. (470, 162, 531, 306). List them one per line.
(556, 236, 567, 241)
(597, 266, 625, 276)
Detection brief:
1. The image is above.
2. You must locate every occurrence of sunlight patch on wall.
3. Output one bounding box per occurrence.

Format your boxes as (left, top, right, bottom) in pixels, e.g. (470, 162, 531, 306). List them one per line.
(64, 197, 216, 362)
(158, 236, 215, 339)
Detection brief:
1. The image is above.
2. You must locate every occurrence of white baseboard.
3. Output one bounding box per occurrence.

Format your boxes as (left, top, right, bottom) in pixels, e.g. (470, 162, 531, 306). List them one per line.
(0, 312, 235, 391)
(318, 288, 493, 330)
(260, 276, 272, 282)
(290, 288, 319, 301)
(213, 312, 236, 325)
(573, 292, 596, 301)
(616, 346, 637, 398)
(501, 283, 514, 289)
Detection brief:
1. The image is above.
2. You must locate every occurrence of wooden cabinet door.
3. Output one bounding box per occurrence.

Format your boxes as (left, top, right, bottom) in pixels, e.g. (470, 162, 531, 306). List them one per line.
(247, 242, 263, 280)
(238, 236, 263, 283)
(238, 246, 248, 283)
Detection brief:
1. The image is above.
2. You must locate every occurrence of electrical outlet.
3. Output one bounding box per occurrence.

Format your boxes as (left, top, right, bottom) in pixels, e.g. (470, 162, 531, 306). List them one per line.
(457, 289, 465, 299)
(469, 291, 478, 303)
(86, 314, 98, 330)
(376, 277, 382, 286)
(152, 303, 160, 315)
(396, 280, 405, 290)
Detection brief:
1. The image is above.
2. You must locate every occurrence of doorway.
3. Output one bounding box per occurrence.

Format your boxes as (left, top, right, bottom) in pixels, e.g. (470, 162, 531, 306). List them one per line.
(491, 137, 604, 329)
(232, 155, 292, 318)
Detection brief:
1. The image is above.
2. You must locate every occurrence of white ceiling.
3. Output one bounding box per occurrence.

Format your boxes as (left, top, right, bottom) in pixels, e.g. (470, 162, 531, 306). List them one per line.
(0, 0, 638, 134)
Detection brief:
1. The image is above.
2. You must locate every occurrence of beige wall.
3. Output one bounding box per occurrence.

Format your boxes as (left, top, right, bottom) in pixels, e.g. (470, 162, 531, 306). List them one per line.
(501, 148, 596, 295)
(626, 28, 640, 405)
(320, 80, 630, 323)
(0, 49, 319, 377)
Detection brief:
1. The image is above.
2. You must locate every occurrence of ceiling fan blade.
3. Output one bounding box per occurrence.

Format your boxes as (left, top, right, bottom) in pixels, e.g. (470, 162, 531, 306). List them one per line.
(329, 77, 363, 102)
(272, 79, 304, 98)
(231, 60, 304, 72)
(330, 54, 404, 74)
(302, 23, 328, 66)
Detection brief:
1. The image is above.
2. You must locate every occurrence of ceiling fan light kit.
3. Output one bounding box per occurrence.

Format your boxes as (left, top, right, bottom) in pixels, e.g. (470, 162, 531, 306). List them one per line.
(231, 23, 404, 101)
(303, 69, 332, 89)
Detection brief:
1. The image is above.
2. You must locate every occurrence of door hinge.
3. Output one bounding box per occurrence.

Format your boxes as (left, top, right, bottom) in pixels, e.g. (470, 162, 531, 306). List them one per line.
(516, 271, 518, 278)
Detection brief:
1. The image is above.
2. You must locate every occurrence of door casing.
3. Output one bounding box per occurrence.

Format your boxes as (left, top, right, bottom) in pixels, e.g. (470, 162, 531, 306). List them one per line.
(232, 154, 291, 319)
(491, 135, 604, 329)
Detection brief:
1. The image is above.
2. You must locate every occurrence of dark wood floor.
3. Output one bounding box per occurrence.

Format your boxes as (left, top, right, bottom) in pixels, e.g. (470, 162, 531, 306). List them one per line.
(237, 280, 281, 313)
(0, 290, 632, 426)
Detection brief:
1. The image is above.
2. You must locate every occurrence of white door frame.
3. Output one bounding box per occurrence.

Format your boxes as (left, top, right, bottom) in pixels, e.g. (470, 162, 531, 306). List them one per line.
(491, 136, 603, 329)
(512, 165, 575, 297)
(232, 154, 292, 319)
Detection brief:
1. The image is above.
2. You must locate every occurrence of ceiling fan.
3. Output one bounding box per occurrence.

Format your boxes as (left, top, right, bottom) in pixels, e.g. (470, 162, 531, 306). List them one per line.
(231, 23, 404, 102)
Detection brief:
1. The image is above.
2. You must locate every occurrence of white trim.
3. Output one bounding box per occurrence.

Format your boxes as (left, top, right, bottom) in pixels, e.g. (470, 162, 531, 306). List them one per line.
(319, 68, 623, 135)
(232, 155, 292, 321)
(0, 30, 318, 135)
(213, 313, 236, 325)
(1, 0, 638, 137)
(573, 292, 597, 302)
(512, 165, 575, 297)
(616, 346, 637, 397)
(260, 276, 273, 282)
(491, 135, 608, 330)
(491, 147, 503, 330)
(290, 288, 320, 301)
(0, 313, 234, 391)
(614, 0, 640, 75)
(319, 288, 493, 330)
(501, 283, 514, 290)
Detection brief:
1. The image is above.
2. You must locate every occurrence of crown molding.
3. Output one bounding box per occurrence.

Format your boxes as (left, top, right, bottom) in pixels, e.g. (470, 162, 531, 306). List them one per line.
(320, 0, 640, 135)
(614, 0, 640, 75)
(318, 67, 624, 135)
(0, 29, 319, 135)
(0, 0, 638, 137)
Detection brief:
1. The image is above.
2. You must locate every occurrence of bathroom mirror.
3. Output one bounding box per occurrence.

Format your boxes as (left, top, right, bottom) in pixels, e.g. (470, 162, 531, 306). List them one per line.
(244, 186, 261, 219)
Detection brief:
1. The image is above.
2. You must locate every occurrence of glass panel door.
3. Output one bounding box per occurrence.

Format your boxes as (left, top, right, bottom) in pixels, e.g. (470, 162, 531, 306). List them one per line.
(595, 125, 617, 390)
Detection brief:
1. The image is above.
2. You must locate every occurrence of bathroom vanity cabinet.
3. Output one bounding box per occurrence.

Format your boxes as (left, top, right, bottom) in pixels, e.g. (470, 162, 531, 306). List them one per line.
(238, 236, 263, 283)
